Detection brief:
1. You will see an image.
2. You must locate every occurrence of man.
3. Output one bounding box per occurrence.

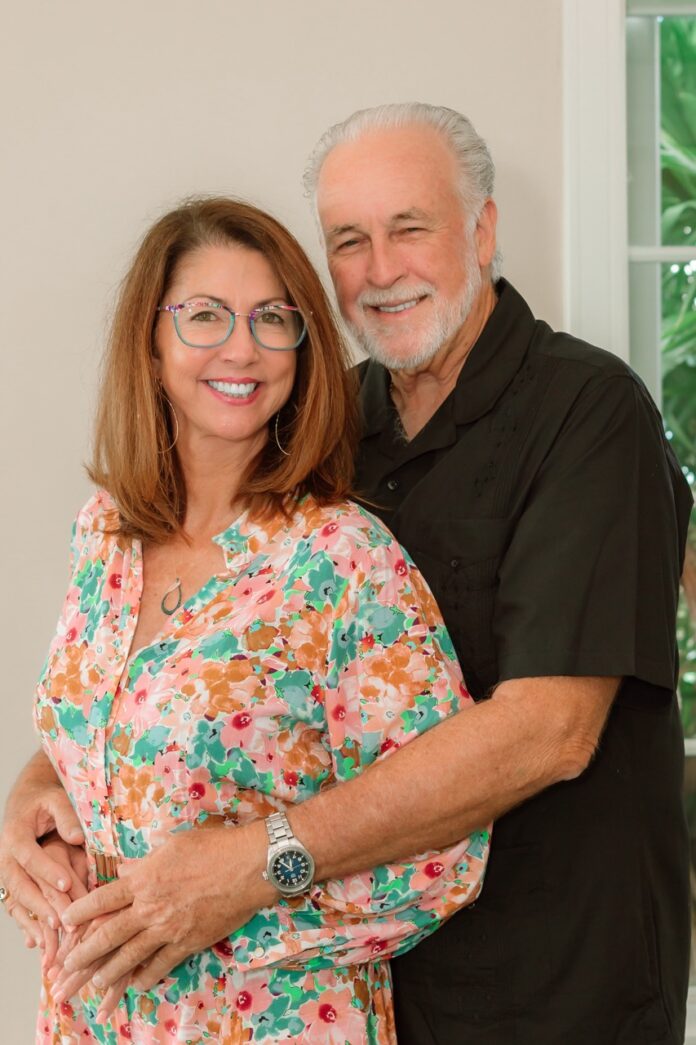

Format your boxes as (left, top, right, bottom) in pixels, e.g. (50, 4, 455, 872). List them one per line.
(2, 104, 692, 1043)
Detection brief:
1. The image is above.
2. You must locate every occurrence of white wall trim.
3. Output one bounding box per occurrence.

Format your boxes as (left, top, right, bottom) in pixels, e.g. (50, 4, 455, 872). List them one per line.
(563, 0, 630, 359)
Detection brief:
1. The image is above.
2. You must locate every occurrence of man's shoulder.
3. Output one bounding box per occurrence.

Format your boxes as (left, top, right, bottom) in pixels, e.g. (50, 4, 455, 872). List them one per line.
(530, 323, 636, 382)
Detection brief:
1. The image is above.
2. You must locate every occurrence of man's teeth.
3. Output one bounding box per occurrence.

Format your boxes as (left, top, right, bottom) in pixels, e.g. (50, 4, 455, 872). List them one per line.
(376, 299, 420, 313)
(207, 380, 258, 397)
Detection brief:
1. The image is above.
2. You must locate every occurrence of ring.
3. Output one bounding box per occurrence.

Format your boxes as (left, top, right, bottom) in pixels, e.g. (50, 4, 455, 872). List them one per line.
(0, 886, 9, 905)
(28, 910, 38, 920)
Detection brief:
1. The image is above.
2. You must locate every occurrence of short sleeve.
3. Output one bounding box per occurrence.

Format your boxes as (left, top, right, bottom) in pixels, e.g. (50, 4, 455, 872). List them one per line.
(495, 374, 691, 688)
(227, 529, 490, 973)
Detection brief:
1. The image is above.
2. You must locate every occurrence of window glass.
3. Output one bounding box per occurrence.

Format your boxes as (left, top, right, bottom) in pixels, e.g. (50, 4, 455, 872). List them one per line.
(628, 13, 696, 733)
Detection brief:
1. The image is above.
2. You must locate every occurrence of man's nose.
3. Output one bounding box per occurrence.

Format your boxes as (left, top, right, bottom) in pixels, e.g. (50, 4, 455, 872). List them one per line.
(365, 238, 406, 288)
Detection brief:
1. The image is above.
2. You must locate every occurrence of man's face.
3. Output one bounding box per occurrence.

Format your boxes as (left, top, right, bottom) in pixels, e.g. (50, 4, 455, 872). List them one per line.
(317, 124, 496, 369)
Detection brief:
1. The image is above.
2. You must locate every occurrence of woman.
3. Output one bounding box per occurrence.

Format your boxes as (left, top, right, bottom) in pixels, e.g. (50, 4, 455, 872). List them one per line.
(16, 198, 488, 1042)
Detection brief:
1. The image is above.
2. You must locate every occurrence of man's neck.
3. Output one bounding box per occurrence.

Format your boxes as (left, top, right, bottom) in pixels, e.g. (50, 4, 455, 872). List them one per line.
(388, 280, 497, 440)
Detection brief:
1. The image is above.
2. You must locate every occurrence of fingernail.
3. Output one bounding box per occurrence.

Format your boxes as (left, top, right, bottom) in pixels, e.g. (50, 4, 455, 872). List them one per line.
(57, 878, 69, 891)
(48, 916, 59, 930)
(63, 957, 75, 973)
(92, 973, 105, 988)
(95, 1010, 108, 1026)
(45, 965, 58, 981)
(53, 988, 65, 1003)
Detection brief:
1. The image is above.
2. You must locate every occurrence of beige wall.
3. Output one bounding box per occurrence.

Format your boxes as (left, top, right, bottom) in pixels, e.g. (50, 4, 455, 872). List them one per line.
(0, 0, 563, 1034)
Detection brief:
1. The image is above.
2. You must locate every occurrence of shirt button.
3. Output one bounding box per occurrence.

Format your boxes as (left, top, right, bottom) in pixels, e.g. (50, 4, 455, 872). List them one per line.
(450, 558, 459, 569)
(387, 479, 399, 491)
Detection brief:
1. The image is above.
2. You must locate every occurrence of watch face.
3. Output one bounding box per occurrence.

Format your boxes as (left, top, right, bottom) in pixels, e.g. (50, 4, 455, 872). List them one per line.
(270, 848, 313, 891)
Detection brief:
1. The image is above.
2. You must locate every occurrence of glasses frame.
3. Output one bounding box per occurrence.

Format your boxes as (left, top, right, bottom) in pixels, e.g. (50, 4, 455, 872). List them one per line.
(157, 299, 309, 351)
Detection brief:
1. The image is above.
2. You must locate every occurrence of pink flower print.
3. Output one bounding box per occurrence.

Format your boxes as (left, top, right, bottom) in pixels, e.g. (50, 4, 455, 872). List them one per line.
(394, 558, 408, 577)
(300, 986, 368, 1044)
(232, 976, 274, 1015)
(424, 860, 446, 878)
(220, 707, 261, 751)
(379, 737, 400, 756)
(229, 573, 285, 629)
(116, 680, 163, 734)
(213, 938, 234, 959)
(108, 572, 122, 590)
(409, 845, 472, 894)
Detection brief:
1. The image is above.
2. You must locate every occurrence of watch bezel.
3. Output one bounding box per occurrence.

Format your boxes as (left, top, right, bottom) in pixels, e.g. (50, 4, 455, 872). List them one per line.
(266, 843, 315, 896)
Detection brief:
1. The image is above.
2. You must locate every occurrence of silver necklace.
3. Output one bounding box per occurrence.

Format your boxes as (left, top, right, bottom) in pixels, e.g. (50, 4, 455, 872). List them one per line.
(161, 577, 183, 616)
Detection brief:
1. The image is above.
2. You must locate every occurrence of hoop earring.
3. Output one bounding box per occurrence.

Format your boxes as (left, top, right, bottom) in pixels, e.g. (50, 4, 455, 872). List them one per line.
(274, 412, 290, 456)
(158, 386, 179, 453)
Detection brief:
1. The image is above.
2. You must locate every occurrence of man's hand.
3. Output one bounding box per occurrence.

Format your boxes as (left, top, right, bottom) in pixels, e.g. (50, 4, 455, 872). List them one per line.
(54, 818, 274, 1021)
(0, 751, 84, 929)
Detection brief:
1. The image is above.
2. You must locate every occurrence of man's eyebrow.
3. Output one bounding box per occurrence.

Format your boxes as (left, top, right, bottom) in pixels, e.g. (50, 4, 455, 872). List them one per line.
(326, 210, 433, 239)
(326, 223, 361, 239)
(390, 208, 431, 223)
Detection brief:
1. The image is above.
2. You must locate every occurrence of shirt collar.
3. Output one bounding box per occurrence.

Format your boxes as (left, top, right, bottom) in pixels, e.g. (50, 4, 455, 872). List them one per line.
(359, 279, 537, 435)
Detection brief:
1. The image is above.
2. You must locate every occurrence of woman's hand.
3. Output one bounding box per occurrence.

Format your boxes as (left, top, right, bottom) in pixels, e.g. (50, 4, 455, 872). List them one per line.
(38, 834, 88, 971)
(1, 832, 87, 968)
(0, 752, 84, 928)
(55, 819, 274, 1021)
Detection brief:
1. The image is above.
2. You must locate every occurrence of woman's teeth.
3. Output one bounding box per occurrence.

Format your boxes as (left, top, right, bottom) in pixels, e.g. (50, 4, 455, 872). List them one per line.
(207, 380, 258, 398)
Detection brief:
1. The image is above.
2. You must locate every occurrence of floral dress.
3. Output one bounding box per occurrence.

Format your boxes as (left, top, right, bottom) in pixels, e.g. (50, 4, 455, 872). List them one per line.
(34, 491, 490, 1044)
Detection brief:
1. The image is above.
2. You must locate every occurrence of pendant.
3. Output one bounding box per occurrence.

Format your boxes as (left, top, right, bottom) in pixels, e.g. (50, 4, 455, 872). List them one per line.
(161, 578, 183, 616)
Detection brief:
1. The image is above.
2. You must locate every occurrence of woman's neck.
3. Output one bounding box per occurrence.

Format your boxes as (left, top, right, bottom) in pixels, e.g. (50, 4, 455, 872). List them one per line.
(177, 431, 265, 539)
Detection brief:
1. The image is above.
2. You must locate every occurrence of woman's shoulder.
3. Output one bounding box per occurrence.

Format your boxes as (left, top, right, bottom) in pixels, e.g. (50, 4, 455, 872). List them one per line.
(297, 496, 406, 557)
(72, 488, 119, 551)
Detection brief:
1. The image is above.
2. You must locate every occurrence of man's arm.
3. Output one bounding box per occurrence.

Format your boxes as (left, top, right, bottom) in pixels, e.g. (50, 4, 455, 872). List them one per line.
(290, 674, 619, 877)
(60, 673, 617, 1007)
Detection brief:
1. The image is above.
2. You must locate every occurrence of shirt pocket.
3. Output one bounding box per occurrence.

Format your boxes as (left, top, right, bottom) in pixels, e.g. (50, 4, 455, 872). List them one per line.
(404, 518, 512, 699)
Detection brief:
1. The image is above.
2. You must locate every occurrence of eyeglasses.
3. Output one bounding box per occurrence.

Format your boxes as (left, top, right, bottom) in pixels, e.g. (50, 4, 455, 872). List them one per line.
(157, 300, 308, 351)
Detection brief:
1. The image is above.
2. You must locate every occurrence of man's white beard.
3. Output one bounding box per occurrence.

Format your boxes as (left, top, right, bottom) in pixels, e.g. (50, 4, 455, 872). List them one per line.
(347, 246, 483, 371)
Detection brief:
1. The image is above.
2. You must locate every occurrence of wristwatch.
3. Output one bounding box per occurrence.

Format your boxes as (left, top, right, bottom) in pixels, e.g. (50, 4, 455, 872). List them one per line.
(262, 811, 315, 896)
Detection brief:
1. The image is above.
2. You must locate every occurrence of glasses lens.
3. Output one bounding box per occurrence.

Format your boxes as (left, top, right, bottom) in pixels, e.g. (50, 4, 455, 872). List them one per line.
(175, 301, 231, 347)
(251, 305, 306, 350)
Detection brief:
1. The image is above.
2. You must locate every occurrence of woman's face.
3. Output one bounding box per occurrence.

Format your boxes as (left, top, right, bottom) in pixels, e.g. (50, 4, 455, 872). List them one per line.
(154, 242, 298, 459)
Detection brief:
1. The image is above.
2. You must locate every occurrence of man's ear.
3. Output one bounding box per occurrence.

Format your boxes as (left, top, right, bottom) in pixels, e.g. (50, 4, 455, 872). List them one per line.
(475, 199, 498, 269)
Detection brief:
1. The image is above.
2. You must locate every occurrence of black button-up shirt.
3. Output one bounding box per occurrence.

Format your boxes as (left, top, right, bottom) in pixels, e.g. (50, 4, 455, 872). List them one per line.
(355, 280, 693, 1044)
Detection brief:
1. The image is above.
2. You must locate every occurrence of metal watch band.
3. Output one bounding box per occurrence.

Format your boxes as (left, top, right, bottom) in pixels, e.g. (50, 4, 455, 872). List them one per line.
(265, 811, 295, 847)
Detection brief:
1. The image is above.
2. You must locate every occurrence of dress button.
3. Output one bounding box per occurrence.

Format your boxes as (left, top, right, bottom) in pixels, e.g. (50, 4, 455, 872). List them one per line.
(387, 479, 399, 491)
(450, 558, 459, 569)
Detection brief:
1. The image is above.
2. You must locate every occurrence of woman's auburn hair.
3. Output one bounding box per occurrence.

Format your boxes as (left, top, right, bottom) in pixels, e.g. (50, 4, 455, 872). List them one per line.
(88, 196, 360, 543)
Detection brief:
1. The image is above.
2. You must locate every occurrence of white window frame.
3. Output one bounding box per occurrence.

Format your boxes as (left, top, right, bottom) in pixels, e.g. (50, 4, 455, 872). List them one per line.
(563, 0, 630, 360)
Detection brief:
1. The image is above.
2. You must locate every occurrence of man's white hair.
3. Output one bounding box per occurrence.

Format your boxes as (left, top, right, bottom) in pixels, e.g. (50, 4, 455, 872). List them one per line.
(303, 101, 502, 280)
